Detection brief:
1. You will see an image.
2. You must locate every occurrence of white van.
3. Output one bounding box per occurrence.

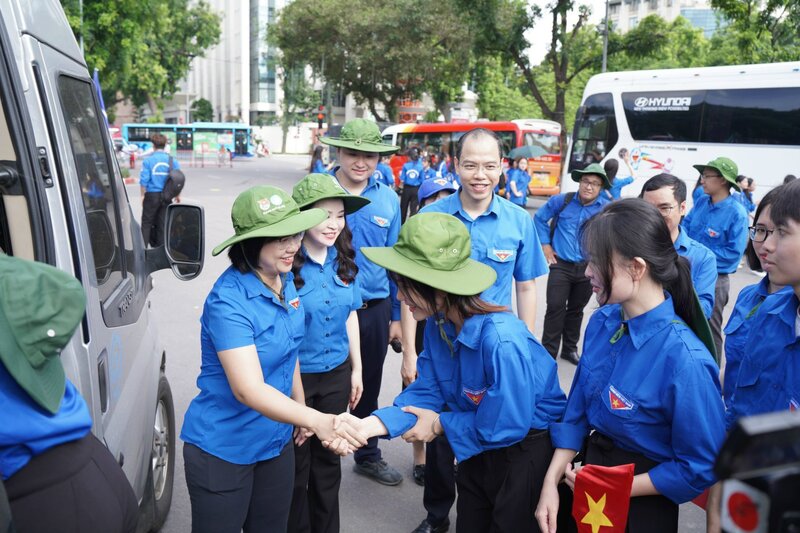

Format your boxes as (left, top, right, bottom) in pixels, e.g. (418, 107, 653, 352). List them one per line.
(0, 1, 203, 530)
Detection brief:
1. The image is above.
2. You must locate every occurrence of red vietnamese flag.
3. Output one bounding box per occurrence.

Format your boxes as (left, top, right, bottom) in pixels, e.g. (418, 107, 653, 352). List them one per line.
(572, 463, 634, 533)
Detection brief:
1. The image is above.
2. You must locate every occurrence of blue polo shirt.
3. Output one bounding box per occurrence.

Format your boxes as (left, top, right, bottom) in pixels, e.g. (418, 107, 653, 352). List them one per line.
(296, 247, 363, 373)
(372, 162, 395, 188)
(335, 171, 402, 320)
(373, 311, 566, 462)
(674, 229, 717, 319)
(140, 150, 179, 193)
(682, 194, 749, 274)
(725, 291, 800, 430)
(181, 267, 305, 464)
(732, 190, 756, 213)
(400, 160, 424, 187)
(423, 167, 437, 182)
(421, 192, 549, 308)
(722, 277, 793, 406)
(507, 168, 531, 206)
(0, 367, 92, 480)
(534, 192, 609, 263)
(550, 296, 726, 504)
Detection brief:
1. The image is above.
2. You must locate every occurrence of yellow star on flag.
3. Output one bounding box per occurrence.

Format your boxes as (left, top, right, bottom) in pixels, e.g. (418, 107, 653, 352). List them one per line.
(611, 398, 621, 408)
(581, 492, 614, 533)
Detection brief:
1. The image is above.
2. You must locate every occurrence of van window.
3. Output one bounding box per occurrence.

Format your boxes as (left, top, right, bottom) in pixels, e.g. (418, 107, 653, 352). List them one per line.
(622, 91, 704, 142)
(57, 76, 125, 302)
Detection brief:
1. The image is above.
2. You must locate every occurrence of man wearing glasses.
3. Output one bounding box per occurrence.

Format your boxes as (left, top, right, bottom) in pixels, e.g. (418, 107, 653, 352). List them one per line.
(682, 157, 749, 357)
(534, 163, 611, 364)
(640, 173, 717, 318)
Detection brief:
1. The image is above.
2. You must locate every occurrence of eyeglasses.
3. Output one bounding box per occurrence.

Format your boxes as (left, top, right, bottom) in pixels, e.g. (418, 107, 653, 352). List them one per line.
(748, 226, 775, 243)
(656, 204, 678, 216)
(277, 232, 305, 249)
(579, 179, 603, 189)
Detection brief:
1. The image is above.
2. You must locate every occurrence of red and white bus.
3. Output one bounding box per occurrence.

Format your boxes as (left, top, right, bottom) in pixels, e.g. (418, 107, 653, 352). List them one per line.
(381, 119, 562, 196)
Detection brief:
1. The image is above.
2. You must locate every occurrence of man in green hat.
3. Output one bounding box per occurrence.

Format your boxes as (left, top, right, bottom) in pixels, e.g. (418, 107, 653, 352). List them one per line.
(682, 156, 749, 356)
(321, 119, 406, 485)
(533, 162, 611, 365)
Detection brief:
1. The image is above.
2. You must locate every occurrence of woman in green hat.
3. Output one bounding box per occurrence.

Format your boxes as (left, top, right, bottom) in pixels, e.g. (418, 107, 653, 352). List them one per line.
(180, 186, 367, 533)
(287, 173, 370, 533)
(343, 212, 567, 532)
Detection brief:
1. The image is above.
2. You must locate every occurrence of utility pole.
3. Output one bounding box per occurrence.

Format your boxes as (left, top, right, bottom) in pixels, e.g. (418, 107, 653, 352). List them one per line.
(601, 0, 609, 73)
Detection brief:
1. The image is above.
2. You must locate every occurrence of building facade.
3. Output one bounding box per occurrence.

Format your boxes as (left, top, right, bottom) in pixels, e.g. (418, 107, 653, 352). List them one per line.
(608, 0, 724, 36)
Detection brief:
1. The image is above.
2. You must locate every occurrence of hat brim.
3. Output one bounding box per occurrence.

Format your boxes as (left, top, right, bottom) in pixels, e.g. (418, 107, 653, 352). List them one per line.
(321, 137, 399, 154)
(0, 305, 66, 414)
(692, 164, 741, 191)
(296, 194, 370, 215)
(571, 169, 611, 189)
(212, 208, 328, 256)
(361, 247, 497, 296)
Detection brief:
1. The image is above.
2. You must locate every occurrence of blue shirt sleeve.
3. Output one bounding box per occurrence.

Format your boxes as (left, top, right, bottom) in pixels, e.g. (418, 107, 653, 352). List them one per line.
(140, 158, 152, 189)
(204, 286, 255, 351)
(693, 251, 717, 319)
(549, 358, 591, 451)
(514, 211, 549, 281)
(533, 195, 560, 246)
(387, 200, 402, 321)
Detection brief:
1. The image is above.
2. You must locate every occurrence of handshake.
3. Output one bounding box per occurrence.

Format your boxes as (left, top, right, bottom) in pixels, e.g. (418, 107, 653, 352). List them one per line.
(294, 406, 443, 456)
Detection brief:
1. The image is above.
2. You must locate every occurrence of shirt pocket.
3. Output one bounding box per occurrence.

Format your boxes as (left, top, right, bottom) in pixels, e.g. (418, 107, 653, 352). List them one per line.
(731, 354, 781, 410)
(333, 274, 356, 307)
(705, 226, 722, 239)
(486, 238, 518, 270)
(596, 383, 640, 433)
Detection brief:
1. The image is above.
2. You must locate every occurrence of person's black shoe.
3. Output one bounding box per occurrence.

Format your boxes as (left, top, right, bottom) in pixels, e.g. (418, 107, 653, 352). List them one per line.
(353, 459, 403, 486)
(413, 464, 425, 486)
(411, 518, 450, 533)
(561, 351, 581, 365)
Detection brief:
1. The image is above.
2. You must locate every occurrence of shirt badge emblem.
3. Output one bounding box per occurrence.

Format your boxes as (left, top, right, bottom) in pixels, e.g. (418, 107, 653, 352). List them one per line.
(492, 249, 514, 262)
(608, 385, 634, 410)
(463, 387, 487, 405)
(288, 297, 300, 310)
(790, 398, 799, 411)
(707, 227, 719, 238)
(373, 215, 389, 227)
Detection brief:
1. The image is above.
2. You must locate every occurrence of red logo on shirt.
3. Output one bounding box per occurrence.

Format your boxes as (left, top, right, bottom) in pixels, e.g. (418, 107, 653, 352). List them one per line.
(372, 216, 389, 227)
(492, 249, 514, 262)
(707, 227, 719, 238)
(289, 297, 300, 310)
(463, 387, 487, 405)
(609, 385, 634, 410)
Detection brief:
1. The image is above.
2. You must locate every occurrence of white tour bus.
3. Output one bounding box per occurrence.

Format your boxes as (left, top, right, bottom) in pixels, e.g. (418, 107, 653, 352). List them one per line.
(561, 62, 800, 202)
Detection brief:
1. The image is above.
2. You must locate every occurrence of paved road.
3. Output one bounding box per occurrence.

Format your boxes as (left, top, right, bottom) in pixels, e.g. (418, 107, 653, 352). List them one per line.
(135, 155, 755, 532)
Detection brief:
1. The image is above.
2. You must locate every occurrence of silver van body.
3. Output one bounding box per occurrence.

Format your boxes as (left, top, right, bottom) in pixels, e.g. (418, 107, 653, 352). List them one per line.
(0, 1, 202, 529)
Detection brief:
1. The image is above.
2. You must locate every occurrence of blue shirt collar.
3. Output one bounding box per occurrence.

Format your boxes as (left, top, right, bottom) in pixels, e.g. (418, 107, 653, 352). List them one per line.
(605, 295, 677, 350)
(674, 228, 689, 253)
(451, 191, 500, 221)
(454, 314, 484, 350)
(301, 245, 337, 267)
(332, 166, 378, 195)
(765, 292, 800, 329)
(238, 268, 294, 302)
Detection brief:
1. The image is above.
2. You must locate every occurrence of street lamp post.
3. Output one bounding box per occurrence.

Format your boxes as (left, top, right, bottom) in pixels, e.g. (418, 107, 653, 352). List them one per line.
(602, 0, 610, 73)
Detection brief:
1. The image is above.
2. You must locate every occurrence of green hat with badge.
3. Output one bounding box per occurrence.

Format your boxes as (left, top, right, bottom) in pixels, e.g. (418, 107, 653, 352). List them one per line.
(361, 213, 496, 296)
(0, 254, 86, 414)
(292, 173, 370, 214)
(571, 163, 611, 189)
(320, 118, 399, 154)
(692, 157, 740, 192)
(212, 186, 327, 256)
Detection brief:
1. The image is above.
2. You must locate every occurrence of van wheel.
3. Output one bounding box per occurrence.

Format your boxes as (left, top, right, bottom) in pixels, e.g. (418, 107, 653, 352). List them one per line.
(143, 375, 175, 531)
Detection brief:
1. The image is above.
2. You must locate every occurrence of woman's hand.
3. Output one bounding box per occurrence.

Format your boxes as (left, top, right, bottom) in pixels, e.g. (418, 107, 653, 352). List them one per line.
(564, 462, 581, 491)
(311, 412, 367, 450)
(293, 426, 314, 447)
(535, 480, 561, 533)
(349, 367, 363, 410)
(401, 353, 418, 387)
(400, 406, 440, 443)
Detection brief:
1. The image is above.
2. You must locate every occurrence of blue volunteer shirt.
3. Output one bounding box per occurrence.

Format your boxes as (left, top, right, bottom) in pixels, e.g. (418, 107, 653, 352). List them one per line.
(296, 247, 362, 373)
(421, 192, 549, 308)
(312, 159, 328, 175)
(682, 194, 749, 274)
(436, 160, 448, 178)
(607, 176, 634, 200)
(550, 296, 726, 504)
(534, 192, 609, 263)
(507, 168, 531, 207)
(400, 160, 424, 187)
(0, 366, 92, 480)
(722, 277, 793, 406)
(674, 229, 717, 318)
(181, 267, 305, 464)
(725, 291, 800, 430)
(372, 162, 395, 188)
(140, 150, 180, 193)
(334, 170, 402, 320)
(423, 167, 438, 182)
(732, 190, 756, 213)
(373, 312, 566, 462)
(691, 186, 706, 205)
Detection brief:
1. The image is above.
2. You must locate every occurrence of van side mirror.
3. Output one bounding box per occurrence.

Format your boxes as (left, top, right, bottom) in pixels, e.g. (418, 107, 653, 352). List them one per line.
(165, 204, 204, 280)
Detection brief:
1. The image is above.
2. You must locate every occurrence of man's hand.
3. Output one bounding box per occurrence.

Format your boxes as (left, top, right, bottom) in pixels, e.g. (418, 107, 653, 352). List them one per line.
(400, 406, 441, 443)
(541, 244, 557, 265)
(293, 426, 314, 447)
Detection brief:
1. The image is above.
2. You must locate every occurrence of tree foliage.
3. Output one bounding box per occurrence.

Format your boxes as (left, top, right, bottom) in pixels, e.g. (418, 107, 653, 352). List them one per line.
(61, 0, 221, 111)
(190, 98, 214, 122)
(278, 66, 321, 153)
(710, 0, 800, 63)
(271, 0, 473, 122)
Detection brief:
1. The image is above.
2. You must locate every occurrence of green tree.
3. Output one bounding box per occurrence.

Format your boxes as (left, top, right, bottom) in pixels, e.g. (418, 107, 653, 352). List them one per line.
(474, 55, 540, 121)
(710, 0, 800, 63)
(190, 98, 214, 122)
(278, 64, 321, 153)
(61, 0, 221, 114)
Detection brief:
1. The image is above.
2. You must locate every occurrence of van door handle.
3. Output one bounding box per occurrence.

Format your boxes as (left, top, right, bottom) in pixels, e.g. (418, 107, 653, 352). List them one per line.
(97, 350, 109, 413)
(37, 146, 54, 188)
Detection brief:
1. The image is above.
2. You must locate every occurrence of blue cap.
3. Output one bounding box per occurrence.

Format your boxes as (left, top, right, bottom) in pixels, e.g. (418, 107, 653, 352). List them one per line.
(418, 178, 457, 204)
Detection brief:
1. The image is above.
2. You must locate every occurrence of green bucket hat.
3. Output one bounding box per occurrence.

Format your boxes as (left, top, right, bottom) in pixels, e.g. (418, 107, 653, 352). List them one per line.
(361, 213, 496, 296)
(292, 173, 371, 214)
(693, 157, 740, 192)
(212, 186, 327, 256)
(320, 119, 399, 154)
(0, 254, 86, 414)
(571, 163, 611, 189)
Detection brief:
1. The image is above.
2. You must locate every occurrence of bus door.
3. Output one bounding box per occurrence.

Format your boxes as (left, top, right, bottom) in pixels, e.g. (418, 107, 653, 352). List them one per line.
(234, 130, 248, 155)
(569, 93, 619, 173)
(176, 128, 192, 153)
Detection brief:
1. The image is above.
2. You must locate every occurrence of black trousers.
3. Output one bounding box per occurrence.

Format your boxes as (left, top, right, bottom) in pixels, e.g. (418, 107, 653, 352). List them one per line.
(289, 360, 351, 533)
(456, 430, 553, 533)
(141, 192, 167, 247)
(400, 185, 420, 223)
(559, 432, 679, 533)
(542, 258, 594, 358)
(351, 298, 392, 464)
(6, 433, 138, 533)
(184, 441, 294, 533)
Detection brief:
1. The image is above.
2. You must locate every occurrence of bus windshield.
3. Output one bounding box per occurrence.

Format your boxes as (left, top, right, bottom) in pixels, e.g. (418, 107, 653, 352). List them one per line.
(569, 92, 618, 172)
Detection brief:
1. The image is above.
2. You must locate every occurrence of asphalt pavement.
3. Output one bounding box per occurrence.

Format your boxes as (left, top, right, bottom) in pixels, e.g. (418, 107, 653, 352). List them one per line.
(136, 154, 755, 532)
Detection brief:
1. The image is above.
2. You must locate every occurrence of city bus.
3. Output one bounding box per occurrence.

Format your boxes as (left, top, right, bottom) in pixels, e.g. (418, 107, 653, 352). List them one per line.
(381, 119, 563, 196)
(121, 122, 254, 157)
(562, 62, 800, 201)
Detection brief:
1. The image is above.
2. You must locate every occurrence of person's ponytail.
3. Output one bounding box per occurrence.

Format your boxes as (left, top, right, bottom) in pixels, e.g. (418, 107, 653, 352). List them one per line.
(665, 254, 698, 328)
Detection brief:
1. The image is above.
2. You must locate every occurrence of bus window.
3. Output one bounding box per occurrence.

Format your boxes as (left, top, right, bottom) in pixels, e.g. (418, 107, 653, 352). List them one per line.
(569, 92, 618, 172)
(700, 87, 800, 146)
(176, 128, 192, 151)
(622, 91, 704, 143)
(524, 132, 560, 154)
